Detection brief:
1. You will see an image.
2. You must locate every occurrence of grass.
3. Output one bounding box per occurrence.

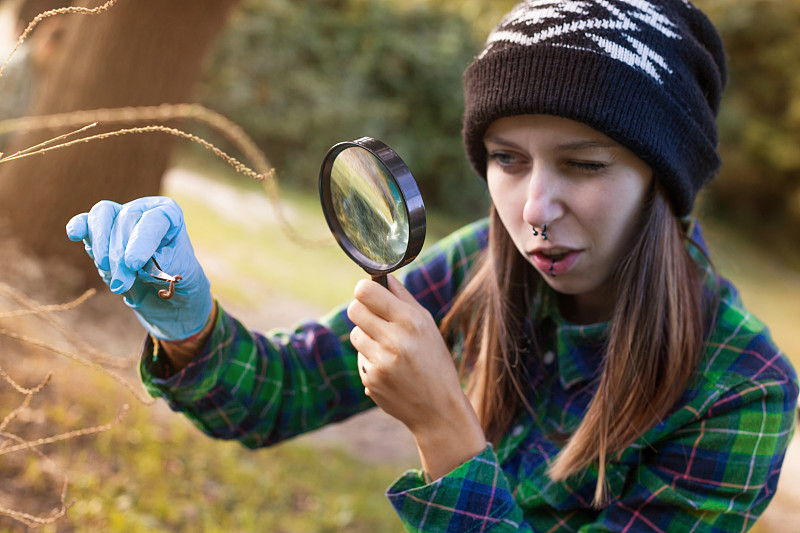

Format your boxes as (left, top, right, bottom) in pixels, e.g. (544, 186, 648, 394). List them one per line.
(0, 360, 403, 533)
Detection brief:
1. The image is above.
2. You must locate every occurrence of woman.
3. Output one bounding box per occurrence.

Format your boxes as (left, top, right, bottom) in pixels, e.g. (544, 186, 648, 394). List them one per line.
(67, 0, 797, 530)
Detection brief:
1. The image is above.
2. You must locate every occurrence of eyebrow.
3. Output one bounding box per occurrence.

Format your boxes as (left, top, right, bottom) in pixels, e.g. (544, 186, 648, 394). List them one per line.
(483, 136, 617, 151)
(556, 140, 618, 151)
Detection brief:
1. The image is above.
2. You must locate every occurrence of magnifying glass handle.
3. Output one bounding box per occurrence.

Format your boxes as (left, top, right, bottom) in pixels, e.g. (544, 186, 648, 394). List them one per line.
(372, 274, 389, 289)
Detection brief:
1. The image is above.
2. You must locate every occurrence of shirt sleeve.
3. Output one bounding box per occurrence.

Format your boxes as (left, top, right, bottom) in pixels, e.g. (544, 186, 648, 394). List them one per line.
(139, 300, 372, 448)
(387, 445, 534, 532)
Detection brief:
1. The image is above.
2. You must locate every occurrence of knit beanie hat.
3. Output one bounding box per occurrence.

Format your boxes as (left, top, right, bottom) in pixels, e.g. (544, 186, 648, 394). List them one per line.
(462, 0, 727, 216)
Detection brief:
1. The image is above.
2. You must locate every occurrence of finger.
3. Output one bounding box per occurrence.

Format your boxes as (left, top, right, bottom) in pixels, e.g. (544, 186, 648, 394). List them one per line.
(354, 276, 424, 327)
(349, 325, 380, 359)
(357, 353, 372, 398)
(347, 299, 389, 342)
(86, 200, 122, 271)
(65, 213, 88, 241)
(66, 213, 98, 262)
(107, 203, 150, 294)
(352, 278, 401, 322)
(125, 207, 176, 271)
(357, 351, 369, 379)
(386, 275, 420, 307)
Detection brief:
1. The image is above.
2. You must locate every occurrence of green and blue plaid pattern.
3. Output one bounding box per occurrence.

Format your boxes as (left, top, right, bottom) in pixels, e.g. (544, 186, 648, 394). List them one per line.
(141, 219, 797, 532)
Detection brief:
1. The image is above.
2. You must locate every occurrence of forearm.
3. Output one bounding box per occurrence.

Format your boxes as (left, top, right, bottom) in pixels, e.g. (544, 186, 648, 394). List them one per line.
(141, 303, 375, 447)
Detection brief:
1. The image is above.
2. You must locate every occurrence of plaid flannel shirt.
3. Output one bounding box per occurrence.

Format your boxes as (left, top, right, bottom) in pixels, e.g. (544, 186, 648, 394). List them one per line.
(141, 218, 798, 532)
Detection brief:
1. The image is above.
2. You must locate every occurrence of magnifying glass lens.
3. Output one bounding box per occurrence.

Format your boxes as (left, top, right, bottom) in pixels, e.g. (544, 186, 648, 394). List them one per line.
(320, 137, 425, 286)
(330, 147, 409, 267)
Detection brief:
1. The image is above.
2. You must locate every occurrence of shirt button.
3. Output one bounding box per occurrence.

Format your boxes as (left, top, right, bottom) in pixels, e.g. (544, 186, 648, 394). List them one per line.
(543, 350, 555, 365)
(511, 424, 524, 437)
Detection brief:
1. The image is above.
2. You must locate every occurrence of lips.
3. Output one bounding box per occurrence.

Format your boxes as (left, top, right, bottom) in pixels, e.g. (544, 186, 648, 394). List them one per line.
(530, 247, 581, 276)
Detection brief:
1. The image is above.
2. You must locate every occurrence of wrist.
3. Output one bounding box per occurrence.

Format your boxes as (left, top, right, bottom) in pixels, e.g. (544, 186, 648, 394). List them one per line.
(154, 299, 218, 371)
(412, 393, 487, 481)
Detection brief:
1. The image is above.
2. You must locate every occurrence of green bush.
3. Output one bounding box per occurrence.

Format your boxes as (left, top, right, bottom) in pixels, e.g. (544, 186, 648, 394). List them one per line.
(198, 0, 490, 218)
(697, 0, 800, 258)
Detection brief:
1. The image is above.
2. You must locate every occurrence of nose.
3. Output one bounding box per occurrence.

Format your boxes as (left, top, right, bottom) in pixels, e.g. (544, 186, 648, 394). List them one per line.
(522, 162, 563, 228)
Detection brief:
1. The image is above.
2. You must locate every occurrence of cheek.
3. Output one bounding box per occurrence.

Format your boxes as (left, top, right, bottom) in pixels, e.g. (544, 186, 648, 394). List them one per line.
(487, 174, 517, 222)
(594, 179, 650, 257)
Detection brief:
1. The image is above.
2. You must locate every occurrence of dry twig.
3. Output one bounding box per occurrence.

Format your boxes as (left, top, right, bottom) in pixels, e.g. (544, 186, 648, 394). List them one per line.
(0, 288, 138, 527)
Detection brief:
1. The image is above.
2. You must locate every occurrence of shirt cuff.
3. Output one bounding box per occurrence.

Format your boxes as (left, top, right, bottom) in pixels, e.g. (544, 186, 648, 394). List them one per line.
(138, 304, 232, 404)
(386, 445, 524, 531)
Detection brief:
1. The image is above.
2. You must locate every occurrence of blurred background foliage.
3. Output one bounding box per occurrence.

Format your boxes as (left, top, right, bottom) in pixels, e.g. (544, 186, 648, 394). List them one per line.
(196, 0, 800, 264)
(700, 0, 800, 263)
(196, 0, 514, 219)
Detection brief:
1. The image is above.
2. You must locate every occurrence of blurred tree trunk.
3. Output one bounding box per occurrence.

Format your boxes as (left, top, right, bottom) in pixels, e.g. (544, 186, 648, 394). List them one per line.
(0, 0, 240, 279)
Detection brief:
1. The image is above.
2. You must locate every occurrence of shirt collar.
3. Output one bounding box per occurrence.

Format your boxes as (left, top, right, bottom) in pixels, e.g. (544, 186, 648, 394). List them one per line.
(530, 217, 712, 390)
(533, 282, 609, 389)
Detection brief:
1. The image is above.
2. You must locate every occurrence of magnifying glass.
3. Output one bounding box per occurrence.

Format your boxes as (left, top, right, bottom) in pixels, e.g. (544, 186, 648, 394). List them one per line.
(319, 137, 426, 288)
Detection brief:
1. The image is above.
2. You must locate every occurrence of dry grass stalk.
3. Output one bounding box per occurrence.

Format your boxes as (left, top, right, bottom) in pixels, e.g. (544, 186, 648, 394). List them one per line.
(0, 0, 325, 246)
(1, 123, 268, 181)
(0, 283, 132, 369)
(0, 122, 99, 160)
(0, 326, 153, 405)
(0, 427, 72, 528)
(0, 403, 129, 456)
(0, 501, 70, 529)
(0, 103, 330, 248)
(0, 282, 152, 403)
(0, 287, 95, 319)
(0, 0, 119, 81)
(0, 104, 271, 176)
(0, 380, 73, 528)
(0, 2, 121, 522)
(0, 287, 133, 527)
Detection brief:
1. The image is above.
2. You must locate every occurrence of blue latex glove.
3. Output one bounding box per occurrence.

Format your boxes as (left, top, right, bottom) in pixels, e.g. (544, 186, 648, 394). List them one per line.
(66, 196, 213, 341)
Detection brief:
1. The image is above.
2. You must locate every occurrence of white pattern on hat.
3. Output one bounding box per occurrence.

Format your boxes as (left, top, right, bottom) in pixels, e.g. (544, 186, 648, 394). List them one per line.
(480, 0, 683, 84)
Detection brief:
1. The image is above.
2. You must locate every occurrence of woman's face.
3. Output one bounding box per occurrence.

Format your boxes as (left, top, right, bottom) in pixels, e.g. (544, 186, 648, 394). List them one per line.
(484, 114, 653, 323)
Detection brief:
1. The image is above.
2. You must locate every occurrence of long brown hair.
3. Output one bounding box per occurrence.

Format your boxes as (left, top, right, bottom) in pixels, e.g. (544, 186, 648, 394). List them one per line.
(440, 184, 705, 506)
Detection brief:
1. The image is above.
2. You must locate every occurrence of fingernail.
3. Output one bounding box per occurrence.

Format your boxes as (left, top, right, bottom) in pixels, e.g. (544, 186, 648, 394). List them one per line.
(110, 279, 125, 293)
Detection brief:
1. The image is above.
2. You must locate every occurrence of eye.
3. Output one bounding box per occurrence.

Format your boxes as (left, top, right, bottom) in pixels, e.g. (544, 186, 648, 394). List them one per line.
(487, 151, 527, 172)
(569, 161, 607, 173)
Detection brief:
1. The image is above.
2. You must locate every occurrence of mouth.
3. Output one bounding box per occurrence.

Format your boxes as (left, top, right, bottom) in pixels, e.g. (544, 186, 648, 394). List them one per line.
(529, 247, 581, 276)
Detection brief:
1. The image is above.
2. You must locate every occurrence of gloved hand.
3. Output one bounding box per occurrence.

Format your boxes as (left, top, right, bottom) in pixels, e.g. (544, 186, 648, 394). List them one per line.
(66, 196, 213, 341)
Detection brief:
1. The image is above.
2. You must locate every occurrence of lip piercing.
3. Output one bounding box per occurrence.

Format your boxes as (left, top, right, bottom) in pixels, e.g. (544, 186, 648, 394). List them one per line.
(549, 259, 556, 277)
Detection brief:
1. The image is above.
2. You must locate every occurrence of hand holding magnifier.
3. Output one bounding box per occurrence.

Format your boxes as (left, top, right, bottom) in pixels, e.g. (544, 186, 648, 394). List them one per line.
(319, 137, 426, 288)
